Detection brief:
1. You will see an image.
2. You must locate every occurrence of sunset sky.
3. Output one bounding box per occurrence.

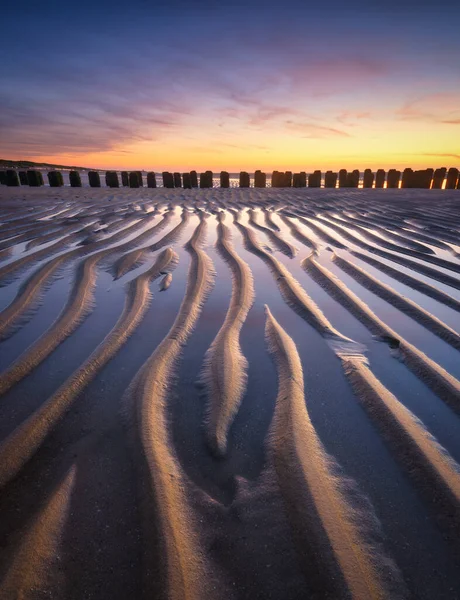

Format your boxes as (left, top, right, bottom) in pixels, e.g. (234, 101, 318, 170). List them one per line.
(1, 0, 459, 171)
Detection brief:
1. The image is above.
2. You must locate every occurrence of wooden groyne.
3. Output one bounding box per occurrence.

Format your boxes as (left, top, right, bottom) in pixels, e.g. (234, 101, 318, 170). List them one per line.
(1, 167, 459, 189)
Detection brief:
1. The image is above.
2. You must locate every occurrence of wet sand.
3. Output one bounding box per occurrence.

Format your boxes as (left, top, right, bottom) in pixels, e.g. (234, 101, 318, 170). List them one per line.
(1, 186, 460, 599)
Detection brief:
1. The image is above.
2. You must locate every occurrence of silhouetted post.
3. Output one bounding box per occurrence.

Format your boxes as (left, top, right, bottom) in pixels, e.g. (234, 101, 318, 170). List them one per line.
(432, 167, 446, 189)
(345, 171, 358, 188)
(48, 171, 64, 187)
(6, 170, 20, 186)
(363, 169, 374, 188)
(174, 172, 182, 188)
(88, 171, 101, 187)
(220, 171, 230, 188)
(271, 171, 279, 187)
(418, 168, 433, 188)
(308, 170, 321, 188)
(293, 174, 300, 187)
(446, 168, 459, 189)
(135, 171, 143, 187)
(182, 173, 192, 189)
(401, 168, 413, 188)
(121, 171, 129, 187)
(190, 170, 198, 188)
(147, 172, 157, 188)
(387, 169, 401, 188)
(200, 171, 213, 188)
(27, 170, 43, 186)
(129, 171, 140, 188)
(0, 171, 6, 185)
(375, 169, 386, 188)
(105, 171, 119, 188)
(254, 170, 266, 188)
(162, 172, 174, 188)
(18, 171, 28, 185)
(69, 171, 82, 187)
(285, 171, 292, 187)
(325, 171, 337, 188)
(239, 171, 250, 188)
(338, 169, 348, 187)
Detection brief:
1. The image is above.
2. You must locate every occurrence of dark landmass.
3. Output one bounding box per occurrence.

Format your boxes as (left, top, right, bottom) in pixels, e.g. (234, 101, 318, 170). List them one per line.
(0, 159, 89, 170)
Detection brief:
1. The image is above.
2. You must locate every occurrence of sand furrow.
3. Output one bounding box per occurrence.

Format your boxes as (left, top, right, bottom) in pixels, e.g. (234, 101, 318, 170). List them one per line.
(333, 254, 460, 350)
(343, 358, 460, 521)
(0, 229, 88, 287)
(265, 306, 389, 600)
(114, 210, 189, 279)
(298, 216, 348, 248)
(0, 465, 76, 599)
(278, 215, 320, 253)
(233, 216, 351, 343)
(201, 212, 254, 457)
(263, 209, 281, 231)
(349, 251, 460, 313)
(302, 255, 460, 412)
(317, 216, 460, 290)
(0, 248, 178, 487)
(319, 215, 460, 276)
(124, 216, 216, 600)
(0, 214, 165, 339)
(248, 209, 297, 257)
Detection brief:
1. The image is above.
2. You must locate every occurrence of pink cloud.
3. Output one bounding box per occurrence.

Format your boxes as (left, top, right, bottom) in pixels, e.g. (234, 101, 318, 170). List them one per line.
(397, 92, 460, 124)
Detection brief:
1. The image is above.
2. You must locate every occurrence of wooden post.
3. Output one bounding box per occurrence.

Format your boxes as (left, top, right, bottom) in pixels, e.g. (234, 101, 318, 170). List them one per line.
(239, 171, 250, 187)
(105, 171, 119, 188)
(446, 168, 459, 189)
(220, 171, 230, 188)
(174, 172, 182, 188)
(121, 171, 129, 187)
(338, 169, 348, 187)
(363, 169, 374, 188)
(129, 171, 140, 188)
(271, 171, 279, 187)
(48, 171, 64, 187)
(0, 171, 6, 185)
(375, 169, 386, 188)
(6, 170, 20, 186)
(182, 173, 192, 189)
(27, 170, 43, 186)
(69, 171, 82, 187)
(285, 171, 292, 187)
(308, 170, 321, 188)
(18, 171, 28, 185)
(324, 171, 337, 188)
(401, 168, 413, 188)
(345, 171, 358, 188)
(135, 171, 143, 187)
(88, 171, 101, 187)
(162, 172, 174, 188)
(147, 172, 157, 188)
(200, 171, 213, 188)
(417, 168, 433, 188)
(432, 167, 446, 189)
(387, 169, 401, 188)
(190, 170, 198, 188)
(254, 170, 266, 188)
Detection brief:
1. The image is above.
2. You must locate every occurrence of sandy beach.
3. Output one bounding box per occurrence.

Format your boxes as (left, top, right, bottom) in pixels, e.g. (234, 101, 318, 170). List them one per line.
(1, 186, 460, 599)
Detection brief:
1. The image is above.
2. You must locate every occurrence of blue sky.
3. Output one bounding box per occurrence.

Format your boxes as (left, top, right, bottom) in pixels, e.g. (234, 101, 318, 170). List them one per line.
(1, 0, 459, 169)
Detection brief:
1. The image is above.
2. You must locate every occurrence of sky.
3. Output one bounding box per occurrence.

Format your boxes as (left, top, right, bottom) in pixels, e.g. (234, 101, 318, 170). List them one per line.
(1, 0, 459, 171)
